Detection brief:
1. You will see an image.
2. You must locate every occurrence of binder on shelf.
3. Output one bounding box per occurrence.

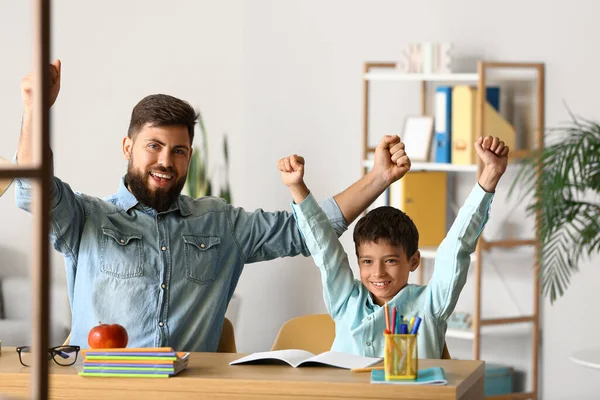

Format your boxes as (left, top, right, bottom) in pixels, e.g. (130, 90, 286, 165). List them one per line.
(486, 86, 500, 111)
(390, 171, 447, 247)
(434, 86, 452, 163)
(451, 85, 515, 165)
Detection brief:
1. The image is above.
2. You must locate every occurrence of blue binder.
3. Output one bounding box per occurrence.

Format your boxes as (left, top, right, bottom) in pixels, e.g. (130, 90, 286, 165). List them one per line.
(434, 86, 452, 163)
(486, 87, 500, 111)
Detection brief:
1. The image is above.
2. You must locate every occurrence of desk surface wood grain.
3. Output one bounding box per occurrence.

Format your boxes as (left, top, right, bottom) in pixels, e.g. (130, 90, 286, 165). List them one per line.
(0, 348, 484, 400)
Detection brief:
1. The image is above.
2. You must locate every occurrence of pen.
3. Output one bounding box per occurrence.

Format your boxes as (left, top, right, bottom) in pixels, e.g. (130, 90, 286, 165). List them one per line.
(391, 307, 397, 335)
(410, 317, 422, 334)
(400, 324, 408, 334)
(409, 316, 415, 332)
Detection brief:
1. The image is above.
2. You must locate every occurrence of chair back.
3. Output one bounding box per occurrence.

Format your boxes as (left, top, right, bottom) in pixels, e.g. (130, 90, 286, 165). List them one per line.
(217, 317, 237, 353)
(271, 314, 335, 354)
(442, 341, 451, 359)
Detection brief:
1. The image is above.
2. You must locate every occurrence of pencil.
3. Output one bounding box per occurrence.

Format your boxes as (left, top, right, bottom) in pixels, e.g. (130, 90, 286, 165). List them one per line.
(384, 302, 390, 332)
(350, 366, 384, 373)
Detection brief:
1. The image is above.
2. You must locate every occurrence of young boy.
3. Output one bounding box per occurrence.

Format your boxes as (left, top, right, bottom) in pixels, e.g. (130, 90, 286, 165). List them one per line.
(278, 135, 509, 359)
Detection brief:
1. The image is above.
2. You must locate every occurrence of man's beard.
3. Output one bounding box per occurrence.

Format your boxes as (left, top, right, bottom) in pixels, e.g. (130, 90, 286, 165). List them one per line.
(124, 160, 187, 213)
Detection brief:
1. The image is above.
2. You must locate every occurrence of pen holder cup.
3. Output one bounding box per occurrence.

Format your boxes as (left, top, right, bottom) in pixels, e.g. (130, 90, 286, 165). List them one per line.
(384, 334, 418, 380)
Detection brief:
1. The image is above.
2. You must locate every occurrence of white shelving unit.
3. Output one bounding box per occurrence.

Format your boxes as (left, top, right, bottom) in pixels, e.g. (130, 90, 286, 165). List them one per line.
(418, 246, 476, 261)
(361, 61, 545, 400)
(364, 70, 538, 83)
(447, 323, 533, 340)
(362, 159, 478, 173)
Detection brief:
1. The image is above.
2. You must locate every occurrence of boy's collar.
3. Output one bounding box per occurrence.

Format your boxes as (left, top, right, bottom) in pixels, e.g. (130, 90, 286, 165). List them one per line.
(365, 284, 410, 308)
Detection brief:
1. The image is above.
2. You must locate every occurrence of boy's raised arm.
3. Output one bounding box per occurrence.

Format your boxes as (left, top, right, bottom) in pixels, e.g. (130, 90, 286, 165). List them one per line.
(279, 154, 358, 319)
(425, 136, 509, 320)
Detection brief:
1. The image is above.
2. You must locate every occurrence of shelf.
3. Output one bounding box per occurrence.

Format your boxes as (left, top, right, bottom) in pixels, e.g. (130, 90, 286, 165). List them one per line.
(446, 322, 533, 340)
(411, 162, 478, 172)
(362, 159, 477, 172)
(362, 160, 524, 173)
(364, 70, 538, 83)
(420, 246, 476, 261)
(365, 72, 479, 82)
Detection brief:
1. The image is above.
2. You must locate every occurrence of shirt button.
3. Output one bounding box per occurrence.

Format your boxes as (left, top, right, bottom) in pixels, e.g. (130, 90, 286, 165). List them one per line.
(366, 342, 372, 346)
(120, 239, 125, 244)
(200, 243, 206, 249)
(161, 246, 167, 251)
(158, 321, 164, 327)
(161, 283, 166, 289)
(367, 316, 372, 321)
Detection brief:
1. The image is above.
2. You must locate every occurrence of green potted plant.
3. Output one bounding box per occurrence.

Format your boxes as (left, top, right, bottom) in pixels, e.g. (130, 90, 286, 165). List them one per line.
(185, 110, 232, 204)
(510, 109, 600, 303)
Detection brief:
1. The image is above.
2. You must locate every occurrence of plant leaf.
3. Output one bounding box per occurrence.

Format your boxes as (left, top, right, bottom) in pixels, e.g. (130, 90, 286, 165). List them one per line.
(509, 107, 600, 303)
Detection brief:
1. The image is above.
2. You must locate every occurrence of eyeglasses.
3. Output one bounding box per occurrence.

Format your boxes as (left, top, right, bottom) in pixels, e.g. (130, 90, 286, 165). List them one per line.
(0, 156, 14, 197)
(16, 345, 81, 367)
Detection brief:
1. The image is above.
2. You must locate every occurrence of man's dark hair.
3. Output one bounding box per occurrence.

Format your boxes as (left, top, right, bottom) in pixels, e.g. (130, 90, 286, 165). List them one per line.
(353, 206, 419, 259)
(127, 94, 199, 145)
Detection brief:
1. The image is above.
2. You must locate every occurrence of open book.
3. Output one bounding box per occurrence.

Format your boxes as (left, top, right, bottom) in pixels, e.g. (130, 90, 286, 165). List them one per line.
(371, 367, 447, 385)
(230, 349, 382, 370)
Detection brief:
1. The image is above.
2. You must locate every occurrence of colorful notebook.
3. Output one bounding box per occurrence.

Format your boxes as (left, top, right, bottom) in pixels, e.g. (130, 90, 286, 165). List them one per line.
(371, 367, 448, 385)
(78, 347, 189, 378)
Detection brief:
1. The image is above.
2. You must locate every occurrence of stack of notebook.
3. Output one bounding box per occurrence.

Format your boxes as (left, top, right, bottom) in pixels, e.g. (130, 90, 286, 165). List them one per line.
(78, 347, 190, 378)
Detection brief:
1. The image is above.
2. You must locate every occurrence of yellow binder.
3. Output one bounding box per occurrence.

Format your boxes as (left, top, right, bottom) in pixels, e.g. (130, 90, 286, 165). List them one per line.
(451, 85, 516, 165)
(397, 172, 448, 247)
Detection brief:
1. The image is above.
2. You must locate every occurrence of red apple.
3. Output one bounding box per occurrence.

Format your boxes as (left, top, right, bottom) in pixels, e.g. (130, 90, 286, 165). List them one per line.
(88, 322, 128, 349)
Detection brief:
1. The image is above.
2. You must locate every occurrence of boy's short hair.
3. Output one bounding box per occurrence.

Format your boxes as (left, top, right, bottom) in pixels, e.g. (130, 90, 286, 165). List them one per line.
(353, 206, 419, 259)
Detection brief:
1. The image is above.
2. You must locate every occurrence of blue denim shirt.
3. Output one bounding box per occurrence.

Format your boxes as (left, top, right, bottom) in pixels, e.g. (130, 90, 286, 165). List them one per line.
(291, 183, 493, 359)
(14, 176, 348, 351)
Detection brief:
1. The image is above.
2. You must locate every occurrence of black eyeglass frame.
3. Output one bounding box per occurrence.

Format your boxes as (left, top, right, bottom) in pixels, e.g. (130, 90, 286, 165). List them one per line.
(15, 345, 81, 367)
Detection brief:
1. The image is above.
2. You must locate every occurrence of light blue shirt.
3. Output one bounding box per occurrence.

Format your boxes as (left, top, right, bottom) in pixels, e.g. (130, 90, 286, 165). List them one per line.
(14, 176, 348, 351)
(291, 183, 493, 359)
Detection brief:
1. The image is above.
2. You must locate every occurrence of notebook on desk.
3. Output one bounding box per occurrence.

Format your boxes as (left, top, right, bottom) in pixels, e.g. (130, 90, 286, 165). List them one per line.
(230, 349, 382, 370)
(371, 367, 447, 385)
(79, 348, 190, 378)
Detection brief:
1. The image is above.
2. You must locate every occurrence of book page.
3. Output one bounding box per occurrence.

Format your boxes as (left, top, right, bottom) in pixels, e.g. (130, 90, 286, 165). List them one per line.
(229, 349, 315, 368)
(302, 351, 382, 369)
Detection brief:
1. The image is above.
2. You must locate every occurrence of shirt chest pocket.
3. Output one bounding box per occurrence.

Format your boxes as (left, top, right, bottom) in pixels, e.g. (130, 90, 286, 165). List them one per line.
(182, 235, 221, 284)
(100, 228, 144, 278)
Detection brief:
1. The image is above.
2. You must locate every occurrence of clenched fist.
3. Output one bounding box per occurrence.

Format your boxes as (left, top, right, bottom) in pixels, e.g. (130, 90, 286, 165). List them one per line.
(373, 135, 412, 185)
(475, 135, 510, 192)
(21, 59, 61, 111)
(278, 154, 305, 187)
(474, 135, 509, 175)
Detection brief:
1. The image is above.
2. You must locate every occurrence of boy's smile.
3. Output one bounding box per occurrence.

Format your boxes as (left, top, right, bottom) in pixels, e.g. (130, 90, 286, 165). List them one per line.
(357, 241, 420, 306)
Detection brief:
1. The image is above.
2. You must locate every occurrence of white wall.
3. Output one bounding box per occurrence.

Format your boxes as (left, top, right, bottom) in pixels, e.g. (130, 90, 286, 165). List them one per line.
(1, 0, 599, 398)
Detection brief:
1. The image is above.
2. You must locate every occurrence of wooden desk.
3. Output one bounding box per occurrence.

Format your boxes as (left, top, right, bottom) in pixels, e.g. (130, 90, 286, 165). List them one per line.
(571, 348, 600, 370)
(0, 348, 484, 399)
